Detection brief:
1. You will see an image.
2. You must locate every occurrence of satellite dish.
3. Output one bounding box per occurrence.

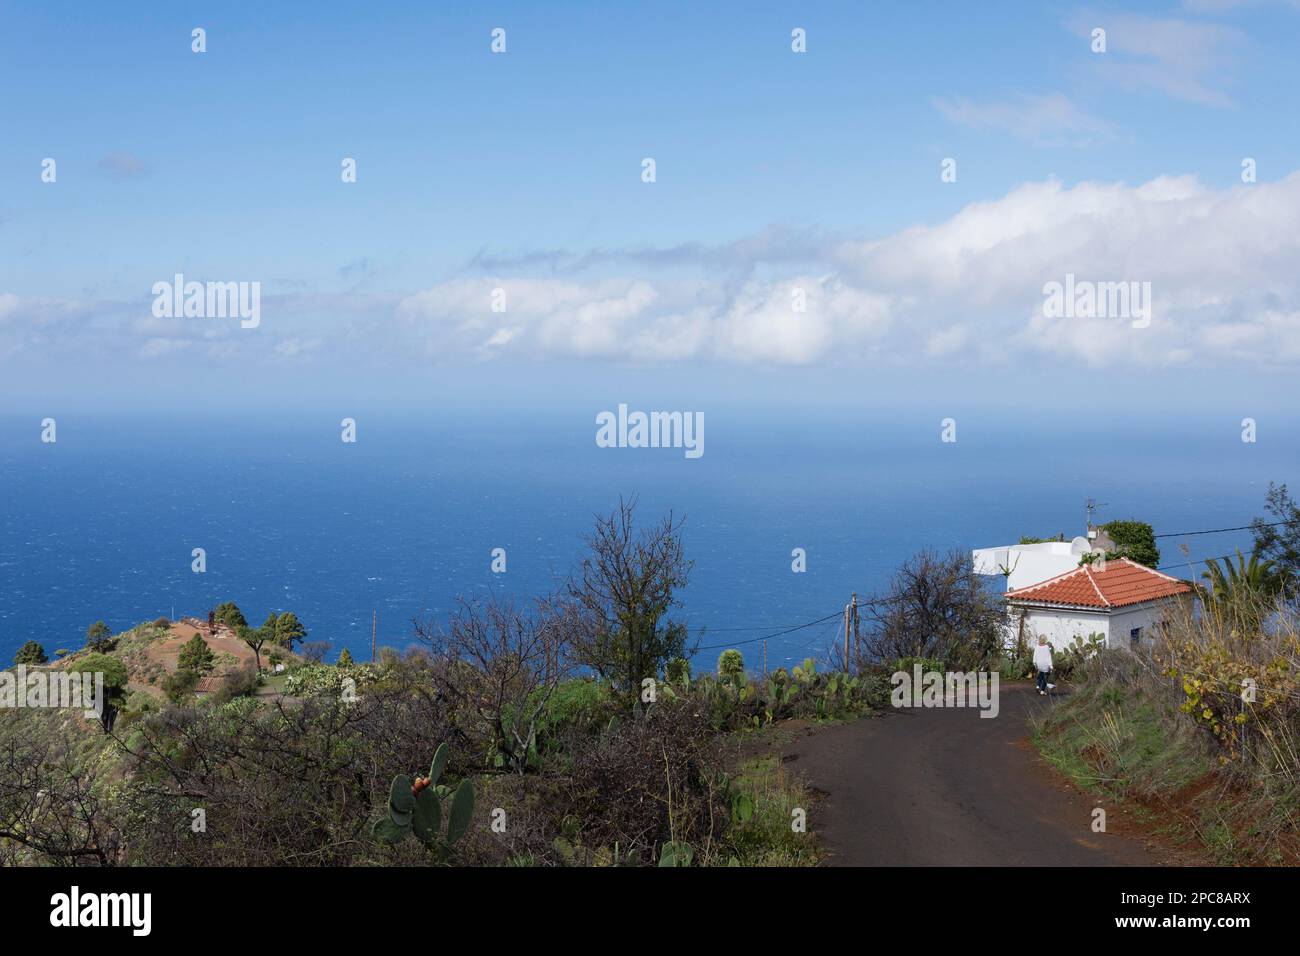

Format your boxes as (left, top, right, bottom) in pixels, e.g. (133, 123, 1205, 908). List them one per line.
(1069, 536, 1092, 555)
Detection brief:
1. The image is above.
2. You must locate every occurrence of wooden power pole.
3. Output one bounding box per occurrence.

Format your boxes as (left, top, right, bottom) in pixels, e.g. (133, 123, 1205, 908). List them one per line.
(851, 592, 859, 669)
(843, 600, 851, 668)
(371, 609, 377, 664)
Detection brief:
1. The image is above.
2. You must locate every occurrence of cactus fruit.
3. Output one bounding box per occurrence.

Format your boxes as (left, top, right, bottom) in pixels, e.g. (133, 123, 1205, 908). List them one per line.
(373, 742, 475, 853)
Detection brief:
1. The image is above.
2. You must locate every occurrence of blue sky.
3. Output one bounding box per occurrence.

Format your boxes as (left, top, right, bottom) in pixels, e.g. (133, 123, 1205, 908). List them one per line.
(3, 1, 1300, 412)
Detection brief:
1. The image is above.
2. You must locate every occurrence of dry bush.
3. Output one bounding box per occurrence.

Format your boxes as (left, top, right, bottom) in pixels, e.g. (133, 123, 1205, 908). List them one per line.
(119, 660, 457, 866)
(863, 549, 1005, 671)
(0, 711, 125, 866)
(1154, 597, 1300, 781)
(550, 701, 728, 863)
(414, 596, 574, 774)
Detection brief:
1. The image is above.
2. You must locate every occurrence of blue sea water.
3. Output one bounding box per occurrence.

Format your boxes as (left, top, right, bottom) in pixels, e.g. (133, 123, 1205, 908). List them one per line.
(0, 409, 1292, 667)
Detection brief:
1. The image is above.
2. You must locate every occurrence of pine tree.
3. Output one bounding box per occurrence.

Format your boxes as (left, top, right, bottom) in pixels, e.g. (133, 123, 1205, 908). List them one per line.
(178, 633, 216, 674)
(85, 620, 113, 652)
(276, 612, 307, 650)
(14, 640, 48, 665)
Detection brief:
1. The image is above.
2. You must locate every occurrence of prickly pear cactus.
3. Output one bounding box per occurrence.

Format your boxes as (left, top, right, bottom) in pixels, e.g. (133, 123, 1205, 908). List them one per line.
(373, 742, 476, 852)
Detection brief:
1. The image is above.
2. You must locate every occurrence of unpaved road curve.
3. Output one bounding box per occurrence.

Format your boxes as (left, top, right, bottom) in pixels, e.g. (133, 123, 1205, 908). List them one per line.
(784, 682, 1168, 866)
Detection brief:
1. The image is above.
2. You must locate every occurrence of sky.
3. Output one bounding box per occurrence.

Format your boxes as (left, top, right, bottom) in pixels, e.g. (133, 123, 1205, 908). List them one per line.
(2, 0, 1300, 415)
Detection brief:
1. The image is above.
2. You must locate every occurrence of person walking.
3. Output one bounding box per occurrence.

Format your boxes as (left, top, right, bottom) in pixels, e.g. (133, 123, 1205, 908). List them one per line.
(1033, 637, 1053, 695)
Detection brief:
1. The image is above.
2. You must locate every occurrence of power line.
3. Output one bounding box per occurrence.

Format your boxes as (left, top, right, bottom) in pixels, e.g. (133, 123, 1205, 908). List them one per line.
(1154, 519, 1291, 539)
(688, 621, 835, 633)
(693, 609, 844, 652)
(1158, 549, 1260, 574)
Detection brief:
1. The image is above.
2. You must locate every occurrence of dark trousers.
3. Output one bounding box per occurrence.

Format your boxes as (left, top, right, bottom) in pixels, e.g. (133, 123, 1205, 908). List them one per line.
(1036, 670, 1050, 692)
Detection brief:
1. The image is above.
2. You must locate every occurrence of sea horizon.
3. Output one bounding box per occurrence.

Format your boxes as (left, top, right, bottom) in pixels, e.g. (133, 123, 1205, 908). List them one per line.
(3, 408, 1290, 666)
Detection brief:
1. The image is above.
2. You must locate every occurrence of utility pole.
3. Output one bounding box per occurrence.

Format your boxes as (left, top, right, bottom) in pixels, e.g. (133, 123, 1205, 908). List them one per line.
(851, 592, 859, 669)
(843, 601, 851, 669)
(762, 640, 767, 677)
(371, 609, 377, 664)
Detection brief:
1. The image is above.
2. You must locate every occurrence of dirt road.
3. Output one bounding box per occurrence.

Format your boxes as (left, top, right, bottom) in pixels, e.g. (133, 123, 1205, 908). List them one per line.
(784, 682, 1171, 866)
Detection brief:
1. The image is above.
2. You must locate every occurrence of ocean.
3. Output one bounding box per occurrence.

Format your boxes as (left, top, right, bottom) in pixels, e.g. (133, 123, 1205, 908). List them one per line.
(1, 409, 1290, 668)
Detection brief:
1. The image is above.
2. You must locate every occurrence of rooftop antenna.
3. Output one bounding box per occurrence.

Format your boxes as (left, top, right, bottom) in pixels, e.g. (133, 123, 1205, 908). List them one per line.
(1085, 497, 1107, 536)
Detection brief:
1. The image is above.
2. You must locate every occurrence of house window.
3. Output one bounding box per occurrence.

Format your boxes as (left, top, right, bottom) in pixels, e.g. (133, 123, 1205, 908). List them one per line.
(1129, 627, 1142, 646)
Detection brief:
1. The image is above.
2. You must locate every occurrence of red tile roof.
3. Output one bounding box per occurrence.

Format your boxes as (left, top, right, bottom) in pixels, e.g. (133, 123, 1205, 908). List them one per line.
(1005, 558, 1193, 610)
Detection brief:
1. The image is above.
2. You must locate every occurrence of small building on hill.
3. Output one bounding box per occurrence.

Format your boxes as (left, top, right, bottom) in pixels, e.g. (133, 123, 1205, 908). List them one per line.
(1003, 558, 1194, 651)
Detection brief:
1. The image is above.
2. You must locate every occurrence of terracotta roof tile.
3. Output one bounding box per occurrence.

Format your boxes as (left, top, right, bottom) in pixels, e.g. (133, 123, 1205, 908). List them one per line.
(1005, 558, 1192, 610)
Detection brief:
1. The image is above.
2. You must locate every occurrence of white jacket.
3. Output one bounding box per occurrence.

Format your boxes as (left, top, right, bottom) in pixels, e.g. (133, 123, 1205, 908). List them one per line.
(1033, 644, 1053, 672)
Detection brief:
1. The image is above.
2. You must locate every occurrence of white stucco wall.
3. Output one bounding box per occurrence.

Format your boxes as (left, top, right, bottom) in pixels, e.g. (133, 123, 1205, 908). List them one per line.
(1008, 598, 1189, 653)
(1012, 607, 1111, 652)
(973, 540, 1091, 592)
(1104, 601, 1192, 649)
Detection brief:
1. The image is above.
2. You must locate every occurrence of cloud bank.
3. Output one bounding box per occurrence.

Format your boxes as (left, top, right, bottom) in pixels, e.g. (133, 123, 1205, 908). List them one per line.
(6, 170, 1300, 371)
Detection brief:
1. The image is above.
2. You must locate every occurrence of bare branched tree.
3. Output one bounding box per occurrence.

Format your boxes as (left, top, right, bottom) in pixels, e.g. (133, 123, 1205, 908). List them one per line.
(567, 495, 694, 707)
(0, 718, 122, 866)
(864, 549, 1004, 670)
(415, 596, 572, 773)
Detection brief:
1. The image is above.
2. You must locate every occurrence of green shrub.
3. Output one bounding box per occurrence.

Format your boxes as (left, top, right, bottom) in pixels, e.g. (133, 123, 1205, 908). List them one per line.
(893, 655, 945, 675)
(855, 671, 894, 710)
(1100, 519, 1160, 568)
(212, 665, 261, 704)
(999, 654, 1033, 680)
(162, 668, 200, 704)
(543, 679, 609, 731)
(126, 690, 159, 714)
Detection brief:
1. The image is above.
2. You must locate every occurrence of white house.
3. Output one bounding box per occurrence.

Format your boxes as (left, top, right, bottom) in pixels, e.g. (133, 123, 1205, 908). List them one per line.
(1002, 558, 1194, 651)
(972, 537, 1094, 592)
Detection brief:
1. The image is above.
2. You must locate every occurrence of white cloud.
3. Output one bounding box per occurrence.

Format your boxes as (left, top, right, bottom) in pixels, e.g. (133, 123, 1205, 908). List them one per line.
(6, 170, 1300, 372)
(393, 274, 893, 366)
(933, 93, 1114, 146)
(1070, 12, 1245, 106)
